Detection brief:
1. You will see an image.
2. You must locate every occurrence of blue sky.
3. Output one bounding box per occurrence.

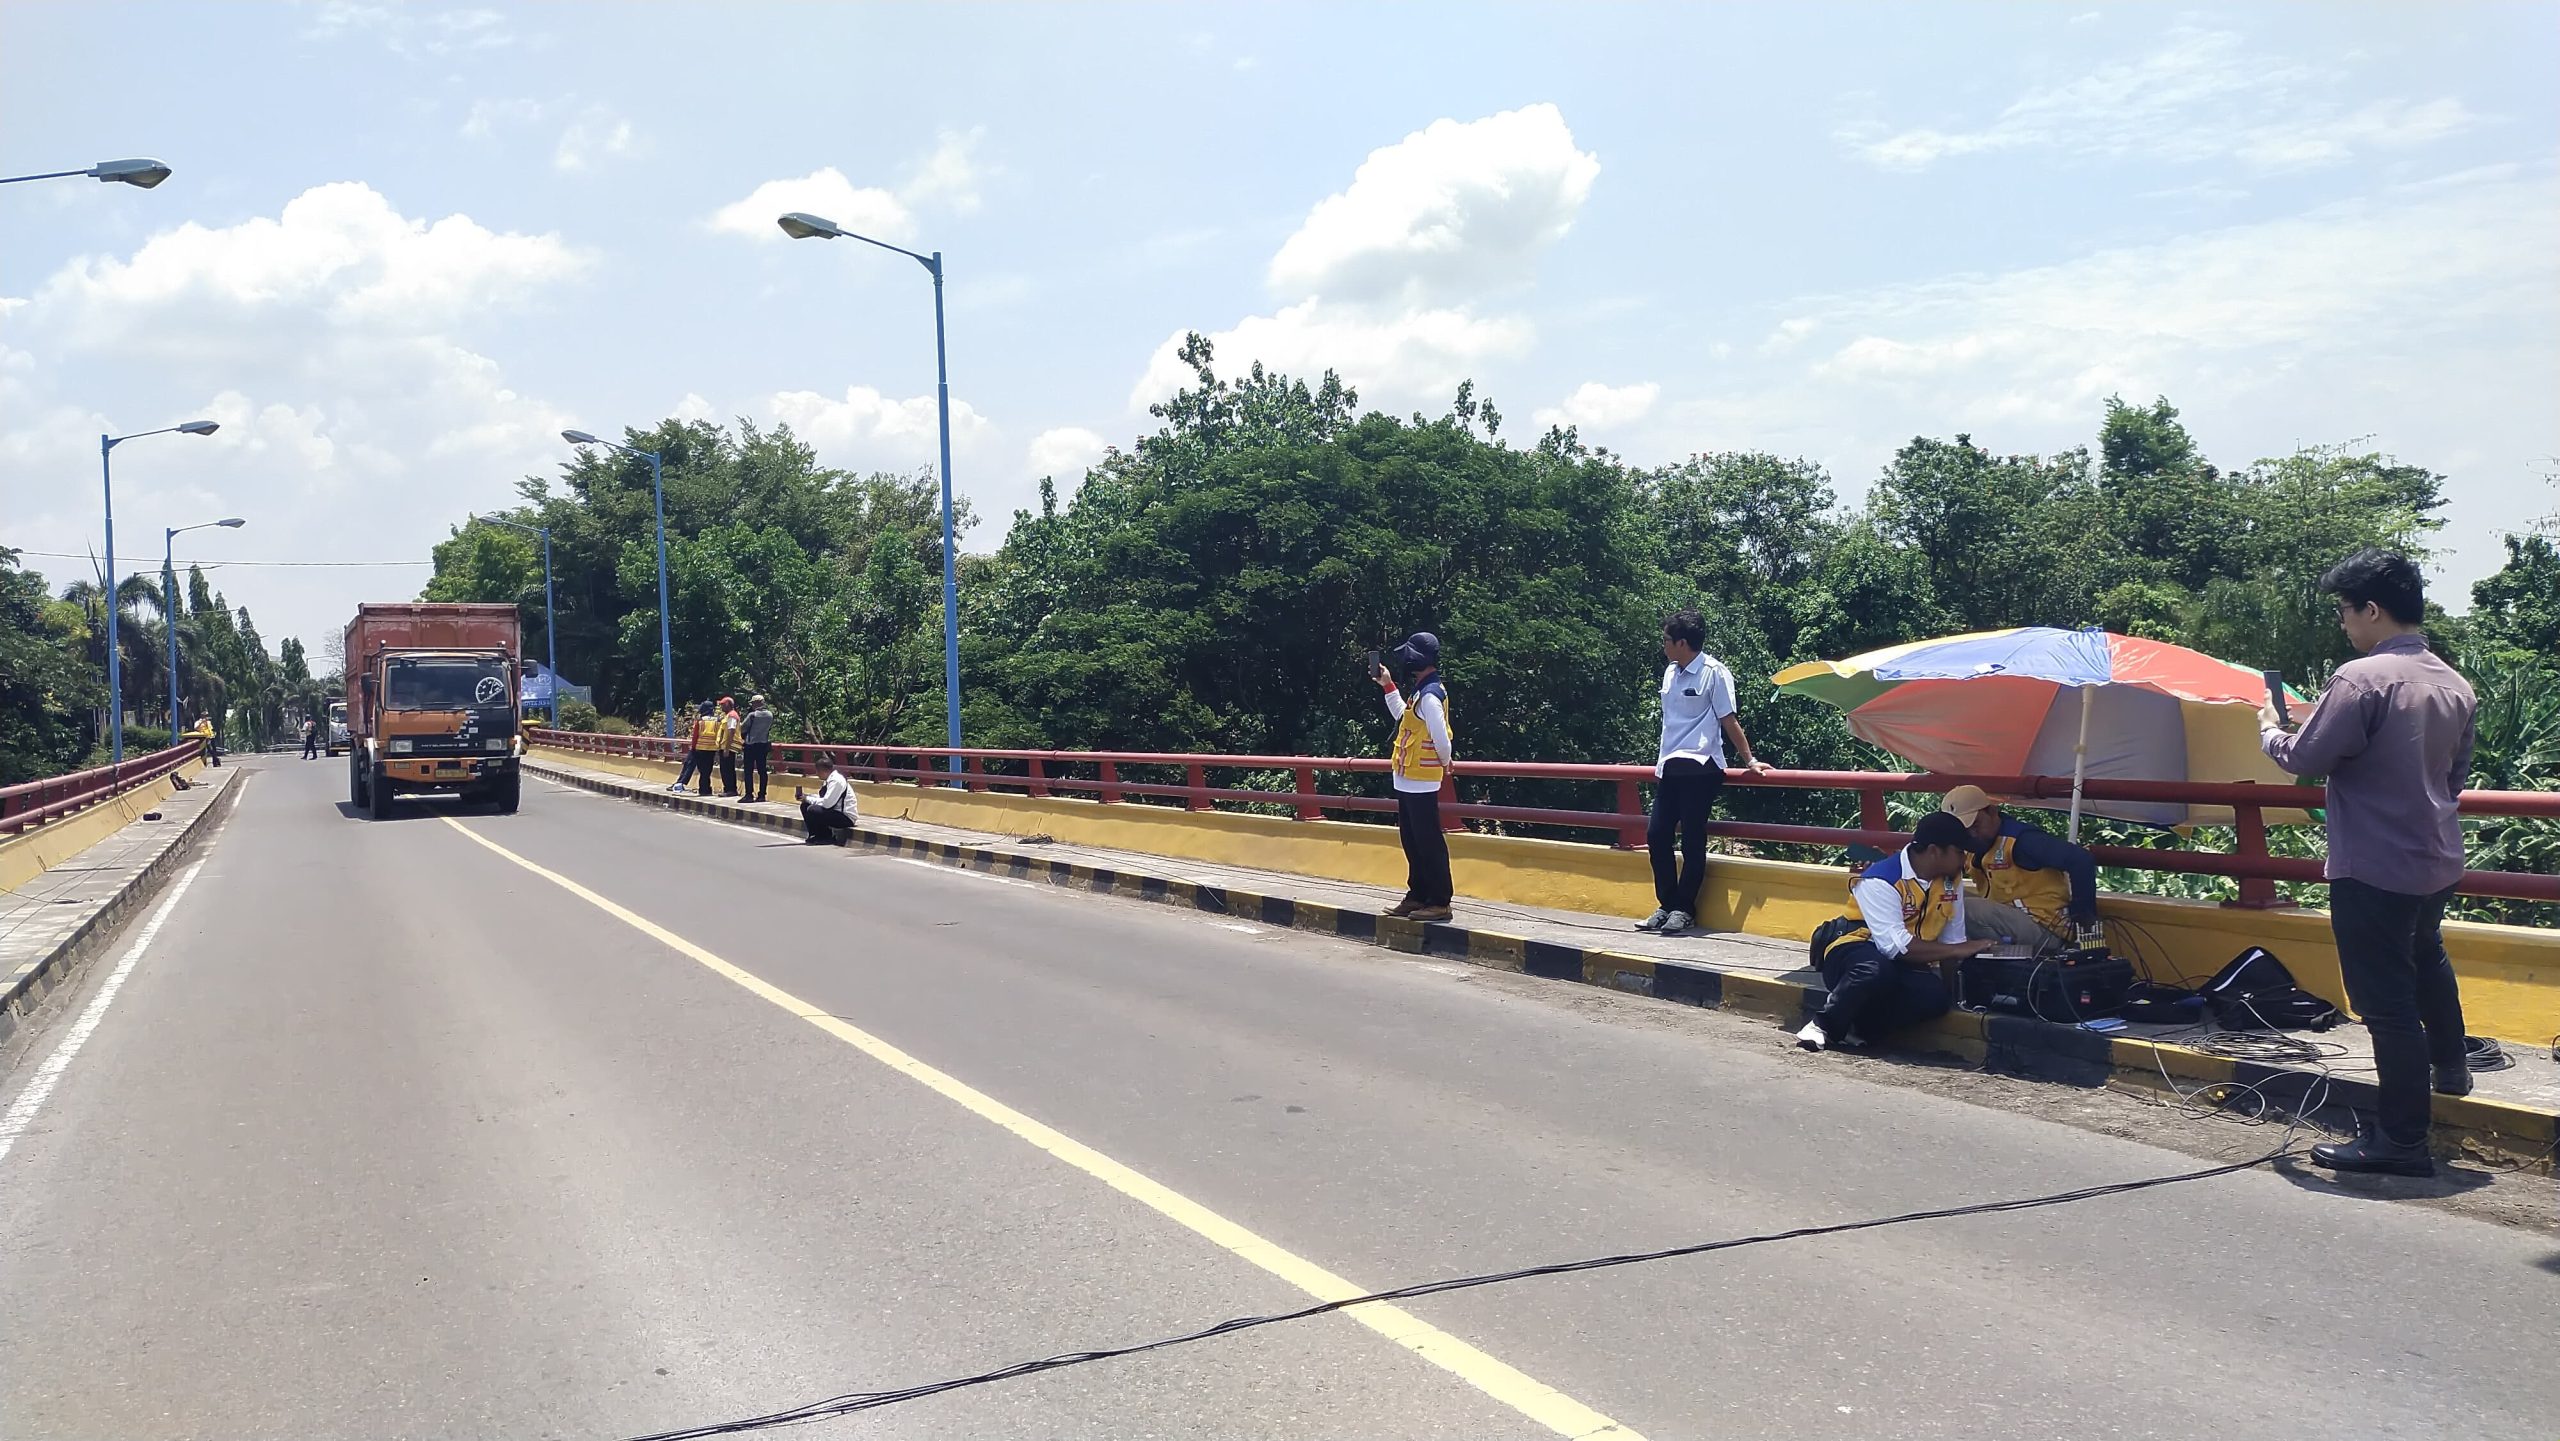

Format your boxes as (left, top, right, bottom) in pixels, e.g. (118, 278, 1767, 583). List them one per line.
(5, 1, 2554, 659)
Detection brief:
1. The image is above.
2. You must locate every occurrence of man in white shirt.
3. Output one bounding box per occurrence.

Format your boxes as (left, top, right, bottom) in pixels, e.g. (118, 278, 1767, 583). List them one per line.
(1796, 811, 1989, 1052)
(799, 756, 856, 846)
(1639, 608, 1773, 934)
(1372, 631, 1455, 923)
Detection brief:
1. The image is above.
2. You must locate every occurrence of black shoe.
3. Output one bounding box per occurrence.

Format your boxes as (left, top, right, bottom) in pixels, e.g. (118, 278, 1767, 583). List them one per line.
(802, 834, 827, 845)
(2310, 1134, 2435, 1177)
(2433, 1064, 2474, 1097)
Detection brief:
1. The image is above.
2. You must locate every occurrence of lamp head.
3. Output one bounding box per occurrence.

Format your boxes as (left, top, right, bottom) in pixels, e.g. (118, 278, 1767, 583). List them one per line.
(561, 429, 600, 445)
(89, 158, 173, 189)
(175, 420, 219, 436)
(777, 211, 843, 240)
(217, 518, 246, 528)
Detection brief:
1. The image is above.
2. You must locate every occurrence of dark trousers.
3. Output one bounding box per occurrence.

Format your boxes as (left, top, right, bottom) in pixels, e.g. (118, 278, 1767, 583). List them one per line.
(801, 800, 853, 844)
(742, 742, 771, 801)
(1813, 938, 1950, 1041)
(1396, 788, 1453, 907)
(2329, 877, 2466, 1146)
(689, 748, 716, 795)
(302, 735, 318, 759)
(1648, 758, 1725, 913)
(718, 750, 738, 796)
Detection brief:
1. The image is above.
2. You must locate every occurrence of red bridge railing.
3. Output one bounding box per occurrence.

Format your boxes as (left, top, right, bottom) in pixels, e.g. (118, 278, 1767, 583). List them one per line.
(0, 740, 205, 836)
(524, 729, 2560, 908)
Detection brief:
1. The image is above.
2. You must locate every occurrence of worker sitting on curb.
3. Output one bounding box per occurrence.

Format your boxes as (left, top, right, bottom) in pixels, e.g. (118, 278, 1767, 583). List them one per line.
(1797, 811, 1990, 1053)
(799, 756, 856, 846)
(1941, 784, 2102, 952)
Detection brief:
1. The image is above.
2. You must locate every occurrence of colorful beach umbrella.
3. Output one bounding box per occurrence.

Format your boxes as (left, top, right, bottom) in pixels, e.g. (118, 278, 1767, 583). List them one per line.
(1774, 627, 2308, 833)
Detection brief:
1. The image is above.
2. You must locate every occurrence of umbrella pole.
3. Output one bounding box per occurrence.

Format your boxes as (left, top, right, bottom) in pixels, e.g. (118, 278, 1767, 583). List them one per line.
(2067, 684, 2092, 842)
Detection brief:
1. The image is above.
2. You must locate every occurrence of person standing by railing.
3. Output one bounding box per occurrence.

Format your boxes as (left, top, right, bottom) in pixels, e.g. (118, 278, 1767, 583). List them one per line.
(1638, 608, 1772, 936)
(2261, 547, 2478, 1179)
(716, 696, 743, 798)
(740, 694, 774, 803)
(1372, 632, 1454, 923)
(188, 711, 220, 767)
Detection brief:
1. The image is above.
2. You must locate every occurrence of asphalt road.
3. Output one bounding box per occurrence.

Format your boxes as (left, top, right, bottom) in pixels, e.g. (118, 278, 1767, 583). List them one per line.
(3, 758, 2554, 1440)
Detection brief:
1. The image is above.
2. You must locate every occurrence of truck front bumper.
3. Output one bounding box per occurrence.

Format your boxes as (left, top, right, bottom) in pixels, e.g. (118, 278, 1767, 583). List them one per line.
(381, 755, 516, 788)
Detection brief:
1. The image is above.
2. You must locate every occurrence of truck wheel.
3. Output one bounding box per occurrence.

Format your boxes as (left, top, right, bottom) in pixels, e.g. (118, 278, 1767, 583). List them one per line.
(493, 772, 521, 815)
(350, 752, 367, 806)
(368, 766, 394, 820)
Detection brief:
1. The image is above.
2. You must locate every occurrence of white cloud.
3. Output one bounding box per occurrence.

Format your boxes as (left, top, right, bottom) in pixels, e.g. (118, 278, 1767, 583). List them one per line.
(1131, 105, 1594, 410)
(1268, 103, 1600, 306)
(901, 128, 987, 214)
(554, 106, 635, 171)
(764, 385, 991, 465)
(1843, 26, 2478, 173)
(304, 1, 519, 55)
(0, 183, 586, 651)
(708, 166, 915, 243)
(1532, 381, 1660, 433)
(36, 180, 590, 336)
(461, 97, 546, 139)
(1027, 426, 1110, 479)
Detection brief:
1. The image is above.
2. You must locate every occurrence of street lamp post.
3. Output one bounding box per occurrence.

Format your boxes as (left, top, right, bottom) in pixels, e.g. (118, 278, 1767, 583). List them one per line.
(467, 513, 558, 727)
(99, 420, 220, 763)
(1, 158, 174, 188)
(775, 210, 964, 774)
(561, 430, 674, 738)
(164, 517, 246, 742)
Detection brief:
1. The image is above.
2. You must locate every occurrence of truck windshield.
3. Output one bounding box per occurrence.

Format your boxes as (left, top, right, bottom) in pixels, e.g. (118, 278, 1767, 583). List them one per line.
(384, 658, 512, 711)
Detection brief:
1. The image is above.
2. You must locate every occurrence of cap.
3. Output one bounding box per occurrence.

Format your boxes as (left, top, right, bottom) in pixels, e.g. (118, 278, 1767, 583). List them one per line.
(719, 695, 735, 707)
(750, 694, 766, 705)
(1941, 784, 1996, 824)
(1392, 631, 1440, 668)
(1910, 811, 1973, 853)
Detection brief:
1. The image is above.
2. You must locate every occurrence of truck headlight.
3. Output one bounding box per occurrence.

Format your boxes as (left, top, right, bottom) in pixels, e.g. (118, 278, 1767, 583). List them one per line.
(486, 738, 509, 752)
(389, 738, 415, 755)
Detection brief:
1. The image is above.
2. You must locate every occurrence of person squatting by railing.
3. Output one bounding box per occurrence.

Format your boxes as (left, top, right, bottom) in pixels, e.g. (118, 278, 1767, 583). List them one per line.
(1795, 810, 1991, 1052)
(1941, 783, 2100, 951)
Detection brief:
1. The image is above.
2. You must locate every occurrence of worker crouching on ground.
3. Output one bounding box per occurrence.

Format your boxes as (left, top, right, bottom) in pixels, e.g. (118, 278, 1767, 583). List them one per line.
(1371, 632, 1454, 923)
(1941, 784, 2100, 952)
(800, 756, 856, 845)
(1797, 811, 1990, 1053)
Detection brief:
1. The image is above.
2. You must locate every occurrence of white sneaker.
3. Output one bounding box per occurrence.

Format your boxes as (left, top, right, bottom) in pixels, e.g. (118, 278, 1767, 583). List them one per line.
(1636, 909, 1671, 932)
(1795, 1020, 1828, 1052)
(1661, 910, 1693, 934)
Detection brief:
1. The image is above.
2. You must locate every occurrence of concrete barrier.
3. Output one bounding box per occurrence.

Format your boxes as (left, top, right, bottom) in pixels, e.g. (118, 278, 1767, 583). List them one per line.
(0, 760, 206, 893)
(536, 741, 2560, 1047)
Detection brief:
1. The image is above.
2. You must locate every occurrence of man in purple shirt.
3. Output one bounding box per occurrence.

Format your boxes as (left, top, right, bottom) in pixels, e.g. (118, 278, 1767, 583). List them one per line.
(2261, 548, 2477, 1178)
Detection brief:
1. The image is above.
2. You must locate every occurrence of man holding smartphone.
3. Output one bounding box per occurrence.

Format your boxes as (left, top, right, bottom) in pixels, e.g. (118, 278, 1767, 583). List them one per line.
(1371, 632, 1454, 923)
(1638, 609, 1771, 935)
(2261, 548, 2477, 1178)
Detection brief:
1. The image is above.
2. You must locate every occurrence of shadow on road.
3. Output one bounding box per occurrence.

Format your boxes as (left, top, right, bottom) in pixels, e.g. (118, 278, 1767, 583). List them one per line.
(332, 799, 509, 824)
(2270, 1155, 2495, 1203)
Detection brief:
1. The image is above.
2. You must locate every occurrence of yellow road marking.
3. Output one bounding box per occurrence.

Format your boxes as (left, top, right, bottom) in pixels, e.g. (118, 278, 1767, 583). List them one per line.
(440, 816, 1638, 1438)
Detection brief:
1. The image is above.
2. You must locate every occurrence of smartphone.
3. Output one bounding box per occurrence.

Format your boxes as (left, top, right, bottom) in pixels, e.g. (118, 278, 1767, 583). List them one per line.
(2261, 669, 2290, 725)
(1365, 649, 1382, 676)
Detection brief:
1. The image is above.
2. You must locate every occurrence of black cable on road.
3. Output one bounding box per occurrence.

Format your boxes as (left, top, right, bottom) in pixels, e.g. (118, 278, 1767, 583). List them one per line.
(607, 1143, 2304, 1440)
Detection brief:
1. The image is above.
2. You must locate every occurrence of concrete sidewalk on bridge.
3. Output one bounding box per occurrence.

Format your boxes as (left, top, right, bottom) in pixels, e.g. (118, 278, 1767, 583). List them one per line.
(524, 753, 2560, 1170)
(1, 762, 243, 1043)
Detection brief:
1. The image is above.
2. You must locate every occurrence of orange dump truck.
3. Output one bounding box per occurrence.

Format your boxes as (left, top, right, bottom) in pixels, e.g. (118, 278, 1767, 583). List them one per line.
(343, 602, 523, 819)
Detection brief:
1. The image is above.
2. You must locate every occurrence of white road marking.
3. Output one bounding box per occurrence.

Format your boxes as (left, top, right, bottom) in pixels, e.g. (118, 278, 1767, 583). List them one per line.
(0, 860, 207, 1167)
(1220, 923, 1265, 935)
(884, 853, 1033, 888)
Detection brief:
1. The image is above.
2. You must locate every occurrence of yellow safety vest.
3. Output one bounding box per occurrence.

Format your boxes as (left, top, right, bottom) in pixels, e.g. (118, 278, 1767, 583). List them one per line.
(1823, 854, 1957, 959)
(1390, 682, 1452, 785)
(691, 715, 723, 749)
(1966, 833, 2073, 932)
(718, 713, 743, 752)
(188, 719, 214, 741)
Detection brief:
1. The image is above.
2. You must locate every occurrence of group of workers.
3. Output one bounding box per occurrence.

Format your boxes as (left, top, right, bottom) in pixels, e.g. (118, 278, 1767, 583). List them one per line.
(1365, 546, 2480, 1180)
(668, 695, 776, 803)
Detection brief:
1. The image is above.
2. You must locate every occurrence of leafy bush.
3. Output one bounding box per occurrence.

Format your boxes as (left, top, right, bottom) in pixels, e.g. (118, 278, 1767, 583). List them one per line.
(555, 697, 601, 732)
(593, 715, 639, 736)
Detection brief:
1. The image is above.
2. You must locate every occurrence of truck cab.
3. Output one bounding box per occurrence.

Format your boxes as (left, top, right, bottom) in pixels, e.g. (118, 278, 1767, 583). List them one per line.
(325, 700, 350, 757)
(344, 603, 523, 819)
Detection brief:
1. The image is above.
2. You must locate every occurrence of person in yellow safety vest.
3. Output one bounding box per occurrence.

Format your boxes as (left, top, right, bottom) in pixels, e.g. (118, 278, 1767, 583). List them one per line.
(1797, 811, 1989, 1052)
(1371, 631, 1454, 923)
(676, 702, 722, 798)
(1940, 784, 2103, 951)
(716, 695, 743, 799)
(187, 712, 221, 767)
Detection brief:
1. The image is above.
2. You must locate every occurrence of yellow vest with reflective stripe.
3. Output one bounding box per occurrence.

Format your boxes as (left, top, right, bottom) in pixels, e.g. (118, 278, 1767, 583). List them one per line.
(1966, 833, 2073, 931)
(1390, 682, 1451, 784)
(1826, 855, 1957, 956)
(691, 715, 723, 749)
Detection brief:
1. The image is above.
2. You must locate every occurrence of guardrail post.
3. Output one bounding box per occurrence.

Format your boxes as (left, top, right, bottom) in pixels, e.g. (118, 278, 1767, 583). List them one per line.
(1293, 765, 1321, 821)
(1100, 760, 1122, 805)
(1859, 785, 1891, 834)
(2225, 791, 2283, 909)
(1615, 777, 1645, 849)
(1186, 763, 1210, 812)
(1028, 757, 1049, 798)
(962, 755, 982, 793)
